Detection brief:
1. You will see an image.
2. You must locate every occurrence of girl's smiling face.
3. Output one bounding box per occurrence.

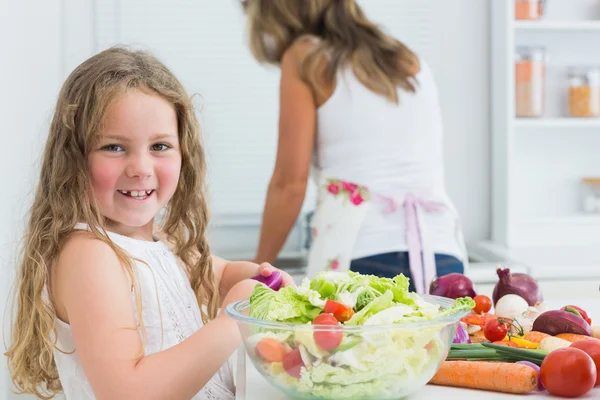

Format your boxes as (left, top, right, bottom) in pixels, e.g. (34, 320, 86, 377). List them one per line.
(88, 90, 181, 240)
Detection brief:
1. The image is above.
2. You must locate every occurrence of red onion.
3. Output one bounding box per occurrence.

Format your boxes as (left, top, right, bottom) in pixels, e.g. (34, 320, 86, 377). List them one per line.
(452, 323, 471, 344)
(252, 270, 283, 291)
(516, 361, 544, 391)
(492, 267, 542, 306)
(429, 273, 476, 299)
(532, 310, 592, 336)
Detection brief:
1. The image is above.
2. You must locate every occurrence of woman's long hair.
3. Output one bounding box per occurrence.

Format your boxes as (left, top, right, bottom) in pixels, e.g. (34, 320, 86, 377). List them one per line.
(242, 0, 420, 102)
(4, 46, 219, 398)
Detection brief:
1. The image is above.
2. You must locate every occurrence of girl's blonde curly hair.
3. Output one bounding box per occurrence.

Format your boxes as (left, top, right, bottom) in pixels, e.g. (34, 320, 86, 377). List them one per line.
(4, 46, 219, 398)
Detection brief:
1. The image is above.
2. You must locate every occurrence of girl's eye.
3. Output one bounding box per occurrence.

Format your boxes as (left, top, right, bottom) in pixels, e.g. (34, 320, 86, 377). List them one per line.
(102, 144, 124, 152)
(151, 143, 171, 151)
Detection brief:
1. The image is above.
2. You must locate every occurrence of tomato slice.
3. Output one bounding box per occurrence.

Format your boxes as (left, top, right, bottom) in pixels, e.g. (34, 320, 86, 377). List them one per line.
(282, 349, 304, 378)
(323, 300, 355, 322)
(313, 313, 343, 351)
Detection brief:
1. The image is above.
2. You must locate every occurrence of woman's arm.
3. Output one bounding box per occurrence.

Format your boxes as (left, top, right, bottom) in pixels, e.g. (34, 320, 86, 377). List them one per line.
(254, 45, 317, 264)
(52, 234, 256, 400)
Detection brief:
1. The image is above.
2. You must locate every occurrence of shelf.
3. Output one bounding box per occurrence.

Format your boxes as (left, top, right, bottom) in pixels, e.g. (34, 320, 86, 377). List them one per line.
(515, 118, 600, 128)
(514, 20, 600, 31)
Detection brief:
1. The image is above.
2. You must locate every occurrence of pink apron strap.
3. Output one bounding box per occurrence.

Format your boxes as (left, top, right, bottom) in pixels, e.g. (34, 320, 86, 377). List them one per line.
(374, 193, 446, 294)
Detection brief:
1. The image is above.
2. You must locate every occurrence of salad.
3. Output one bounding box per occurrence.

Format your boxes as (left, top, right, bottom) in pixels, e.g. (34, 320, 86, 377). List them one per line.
(245, 271, 475, 399)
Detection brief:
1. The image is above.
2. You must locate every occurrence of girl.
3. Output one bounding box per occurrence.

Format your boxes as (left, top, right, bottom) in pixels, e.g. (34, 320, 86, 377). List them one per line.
(243, 0, 469, 293)
(5, 47, 293, 400)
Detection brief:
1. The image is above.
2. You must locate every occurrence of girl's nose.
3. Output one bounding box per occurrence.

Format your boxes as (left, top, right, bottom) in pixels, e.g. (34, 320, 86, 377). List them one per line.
(125, 154, 153, 178)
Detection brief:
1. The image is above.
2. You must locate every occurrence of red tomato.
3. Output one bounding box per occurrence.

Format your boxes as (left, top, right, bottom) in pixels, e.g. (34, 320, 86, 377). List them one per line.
(313, 313, 342, 351)
(282, 349, 304, 378)
(570, 340, 600, 387)
(473, 295, 492, 314)
(483, 319, 509, 342)
(562, 305, 593, 325)
(323, 299, 355, 322)
(492, 340, 519, 348)
(540, 348, 597, 397)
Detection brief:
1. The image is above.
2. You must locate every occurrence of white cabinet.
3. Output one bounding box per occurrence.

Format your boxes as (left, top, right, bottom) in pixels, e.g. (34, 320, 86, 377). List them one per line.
(476, 0, 600, 272)
(489, 0, 600, 248)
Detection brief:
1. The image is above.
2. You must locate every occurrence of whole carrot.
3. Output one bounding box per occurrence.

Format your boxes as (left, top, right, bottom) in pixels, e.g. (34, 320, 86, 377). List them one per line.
(430, 361, 538, 394)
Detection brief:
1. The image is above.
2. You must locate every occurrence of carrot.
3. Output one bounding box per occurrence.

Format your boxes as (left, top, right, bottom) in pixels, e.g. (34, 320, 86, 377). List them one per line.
(429, 361, 538, 394)
(524, 331, 550, 343)
(556, 333, 600, 343)
(255, 338, 285, 363)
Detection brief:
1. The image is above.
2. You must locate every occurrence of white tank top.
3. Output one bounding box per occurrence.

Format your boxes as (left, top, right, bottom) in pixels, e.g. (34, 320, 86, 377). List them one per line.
(314, 59, 464, 261)
(52, 223, 235, 399)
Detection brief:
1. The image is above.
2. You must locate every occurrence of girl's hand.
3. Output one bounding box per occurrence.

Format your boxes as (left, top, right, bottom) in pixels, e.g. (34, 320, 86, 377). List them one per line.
(257, 262, 295, 288)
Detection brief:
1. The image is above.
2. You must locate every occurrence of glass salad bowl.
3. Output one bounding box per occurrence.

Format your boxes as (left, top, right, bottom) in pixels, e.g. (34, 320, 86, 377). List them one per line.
(227, 287, 471, 400)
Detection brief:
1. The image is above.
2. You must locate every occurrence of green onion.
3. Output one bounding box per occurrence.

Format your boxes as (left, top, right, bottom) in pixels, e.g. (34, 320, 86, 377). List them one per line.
(446, 343, 548, 366)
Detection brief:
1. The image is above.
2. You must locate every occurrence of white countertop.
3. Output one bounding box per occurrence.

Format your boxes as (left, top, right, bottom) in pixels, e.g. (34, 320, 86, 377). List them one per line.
(235, 299, 600, 400)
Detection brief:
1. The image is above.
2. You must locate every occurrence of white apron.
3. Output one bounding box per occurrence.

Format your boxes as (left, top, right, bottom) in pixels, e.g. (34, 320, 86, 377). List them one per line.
(306, 176, 468, 294)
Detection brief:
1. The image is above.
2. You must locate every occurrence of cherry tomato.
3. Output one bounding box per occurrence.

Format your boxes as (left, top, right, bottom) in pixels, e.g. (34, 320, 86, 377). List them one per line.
(313, 313, 342, 351)
(282, 349, 304, 378)
(323, 299, 355, 322)
(492, 340, 519, 348)
(483, 319, 509, 342)
(540, 348, 597, 397)
(473, 295, 492, 314)
(570, 339, 600, 387)
(562, 305, 593, 325)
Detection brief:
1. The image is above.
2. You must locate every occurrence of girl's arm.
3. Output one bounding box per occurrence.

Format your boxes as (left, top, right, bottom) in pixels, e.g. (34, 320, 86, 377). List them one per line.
(52, 234, 256, 400)
(254, 44, 317, 264)
(212, 255, 294, 297)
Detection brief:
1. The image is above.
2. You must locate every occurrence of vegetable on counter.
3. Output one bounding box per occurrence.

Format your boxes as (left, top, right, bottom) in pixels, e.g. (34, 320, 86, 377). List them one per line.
(430, 360, 539, 394)
(453, 323, 471, 344)
(429, 273, 476, 299)
(538, 336, 572, 352)
(494, 294, 529, 319)
(515, 361, 544, 391)
(556, 333, 600, 343)
(447, 343, 548, 366)
(561, 305, 592, 325)
(524, 331, 550, 344)
(532, 309, 593, 336)
(540, 347, 597, 398)
(492, 266, 543, 307)
(472, 295, 492, 314)
(570, 339, 600, 387)
(483, 319, 510, 342)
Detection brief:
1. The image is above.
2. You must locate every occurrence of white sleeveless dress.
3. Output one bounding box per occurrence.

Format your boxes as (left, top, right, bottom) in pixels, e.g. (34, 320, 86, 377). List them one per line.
(52, 223, 235, 399)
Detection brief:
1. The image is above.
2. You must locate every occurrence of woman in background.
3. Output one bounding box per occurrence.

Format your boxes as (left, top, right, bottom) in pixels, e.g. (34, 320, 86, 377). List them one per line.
(242, 0, 468, 293)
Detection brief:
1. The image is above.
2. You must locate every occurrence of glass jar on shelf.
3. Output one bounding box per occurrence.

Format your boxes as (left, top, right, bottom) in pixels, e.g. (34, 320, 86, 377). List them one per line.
(515, 46, 546, 118)
(515, 0, 545, 20)
(567, 66, 600, 118)
(582, 178, 600, 214)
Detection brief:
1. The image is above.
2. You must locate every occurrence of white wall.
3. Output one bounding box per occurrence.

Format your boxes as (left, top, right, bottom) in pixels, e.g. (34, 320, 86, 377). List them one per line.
(1, 2, 63, 398)
(0, 1, 491, 397)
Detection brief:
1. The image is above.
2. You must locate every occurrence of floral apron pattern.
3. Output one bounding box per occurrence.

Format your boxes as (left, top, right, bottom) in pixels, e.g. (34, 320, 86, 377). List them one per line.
(306, 176, 468, 294)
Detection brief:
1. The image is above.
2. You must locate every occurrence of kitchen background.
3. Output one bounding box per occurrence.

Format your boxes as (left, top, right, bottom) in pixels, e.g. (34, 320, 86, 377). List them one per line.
(1, 0, 600, 398)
